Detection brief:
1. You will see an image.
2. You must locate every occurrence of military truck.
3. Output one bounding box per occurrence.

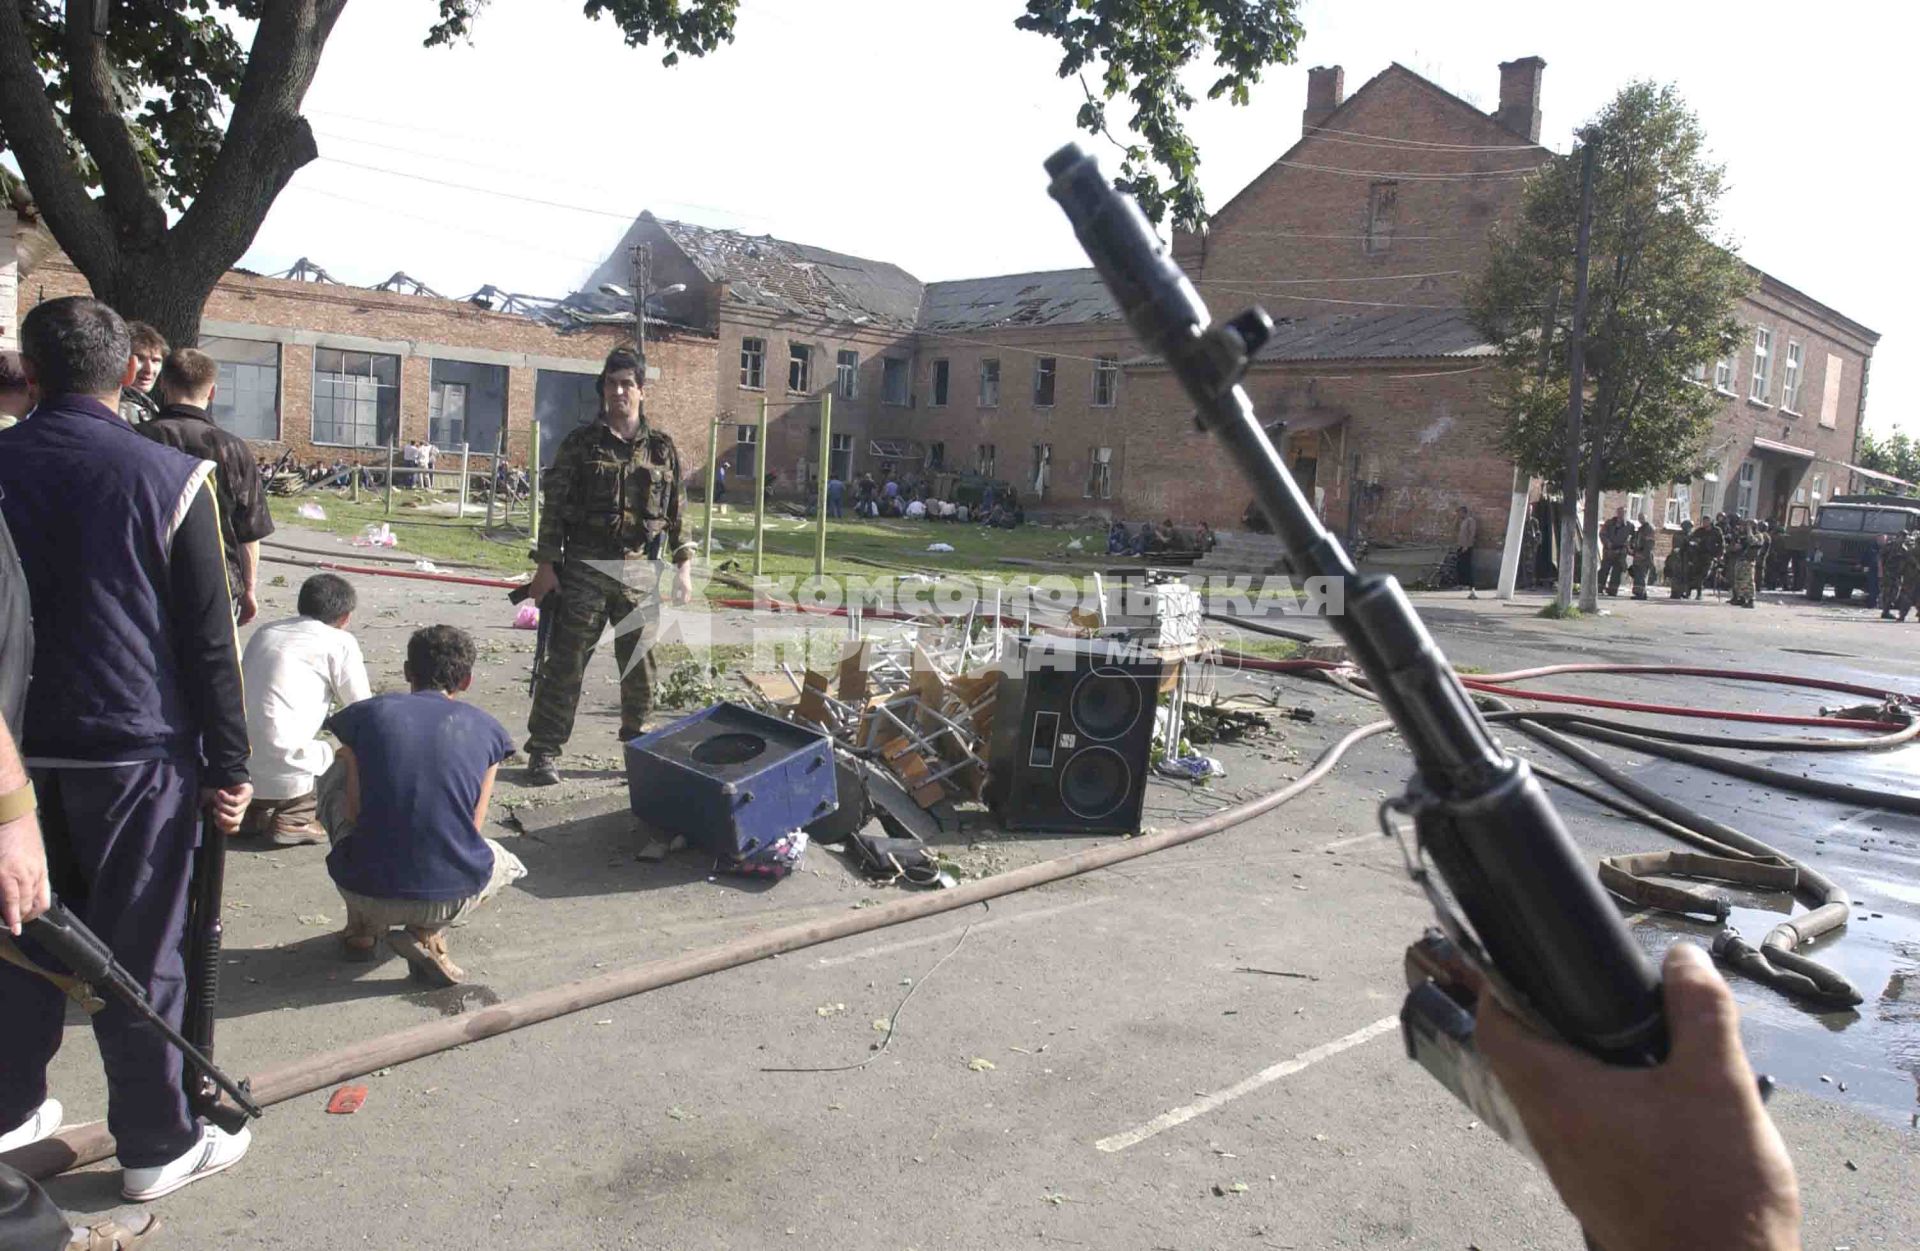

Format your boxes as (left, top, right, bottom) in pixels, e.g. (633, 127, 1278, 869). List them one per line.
(1801, 496, 1920, 602)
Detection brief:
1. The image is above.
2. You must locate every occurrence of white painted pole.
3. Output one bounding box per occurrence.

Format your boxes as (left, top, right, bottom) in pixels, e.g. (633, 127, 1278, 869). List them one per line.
(1496, 465, 1532, 600)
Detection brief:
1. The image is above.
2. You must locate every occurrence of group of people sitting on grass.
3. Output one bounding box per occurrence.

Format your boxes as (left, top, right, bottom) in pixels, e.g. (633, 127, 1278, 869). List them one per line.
(825, 472, 1026, 528)
(241, 573, 524, 985)
(1108, 517, 1216, 558)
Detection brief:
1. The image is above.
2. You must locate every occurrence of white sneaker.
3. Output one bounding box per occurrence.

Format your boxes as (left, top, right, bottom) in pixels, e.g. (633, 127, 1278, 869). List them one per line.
(120, 1122, 251, 1202)
(0, 1098, 62, 1152)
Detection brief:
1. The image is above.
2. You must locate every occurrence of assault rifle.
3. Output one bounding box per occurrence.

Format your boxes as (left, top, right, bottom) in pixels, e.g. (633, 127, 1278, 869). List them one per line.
(1043, 145, 1667, 1136)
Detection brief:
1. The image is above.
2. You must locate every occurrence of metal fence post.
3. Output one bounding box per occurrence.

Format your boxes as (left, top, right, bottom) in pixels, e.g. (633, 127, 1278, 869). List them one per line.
(815, 391, 832, 576)
(458, 442, 471, 516)
(384, 440, 395, 517)
(529, 422, 542, 543)
(705, 415, 721, 564)
(753, 395, 768, 578)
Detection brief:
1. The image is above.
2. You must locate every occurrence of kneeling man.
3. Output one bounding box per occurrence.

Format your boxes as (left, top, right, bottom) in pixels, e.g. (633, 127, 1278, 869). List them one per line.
(319, 625, 526, 985)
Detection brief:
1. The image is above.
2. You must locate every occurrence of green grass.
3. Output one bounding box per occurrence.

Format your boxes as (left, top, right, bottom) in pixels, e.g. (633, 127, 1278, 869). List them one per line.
(1225, 637, 1302, 660)
(270, 496, 1117, 602)
(1535, 602, 1584, 620)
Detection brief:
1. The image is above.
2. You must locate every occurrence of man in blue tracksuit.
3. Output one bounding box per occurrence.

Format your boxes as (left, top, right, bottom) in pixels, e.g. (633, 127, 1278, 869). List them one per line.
(0, 297, 255, 1204)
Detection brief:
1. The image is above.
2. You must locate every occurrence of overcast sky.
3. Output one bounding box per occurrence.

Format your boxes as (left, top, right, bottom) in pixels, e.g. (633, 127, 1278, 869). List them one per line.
(227, 0, 1909, 433)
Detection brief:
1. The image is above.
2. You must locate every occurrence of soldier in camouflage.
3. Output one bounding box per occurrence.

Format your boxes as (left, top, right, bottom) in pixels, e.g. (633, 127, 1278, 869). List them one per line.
(1628, 516, 1657, 600)
(1892, 533, 1920, 623)
(523, 348, 694, 785)
(1727, 517, 1759, 608)
(1665, 518, 1693, 598)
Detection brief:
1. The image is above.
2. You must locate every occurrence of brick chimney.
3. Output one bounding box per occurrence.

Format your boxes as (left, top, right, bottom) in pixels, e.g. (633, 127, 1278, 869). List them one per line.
(1302, 65, 1344, 135)
(1494, 57, 1545, 142)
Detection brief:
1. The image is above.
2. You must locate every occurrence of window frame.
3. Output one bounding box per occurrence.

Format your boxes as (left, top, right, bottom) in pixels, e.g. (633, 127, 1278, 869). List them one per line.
(788, 342, 813, 395)
(1713, 355, 1735, 394)
(1781, 341, 1803, 414)
(1662, 481, 1691, 529)
(734, 423, 759, 478)
(836, 349, 859, 399)
(1734, 461, 1758, 517)
(1030, 441, 1051, 495)
(1365, 180, 1398, 255)
(976, 442, 996, 478)
(1092, 356, 1119, 407)
(1032, 357, 1057, 409)
(1085, 445, 1113, 500)
(882, 357, 910, 406)
(309, 347, 401, 449)
(930, 358, 950, 408)
(1749, 327, 1772, 403)
(740, 337, 767, 391)
(928, 441, 945, 470)
(427, 379, 468, 449)
(1625, 492, 1648, 523)
(978, 358, 1001, 408)
(199, 336, 281, 441)
(829, 432, 854, 482)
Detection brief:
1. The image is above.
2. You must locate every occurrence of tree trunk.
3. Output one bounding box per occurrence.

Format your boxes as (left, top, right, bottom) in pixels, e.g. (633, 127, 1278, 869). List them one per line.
(1580, 451, 1604, 613)
(90, 248, 208, 352)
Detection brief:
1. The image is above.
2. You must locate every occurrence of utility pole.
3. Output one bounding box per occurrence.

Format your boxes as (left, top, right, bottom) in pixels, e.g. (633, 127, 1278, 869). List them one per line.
(628, 242, 651, 365)
(1557, 134, 1598, 614)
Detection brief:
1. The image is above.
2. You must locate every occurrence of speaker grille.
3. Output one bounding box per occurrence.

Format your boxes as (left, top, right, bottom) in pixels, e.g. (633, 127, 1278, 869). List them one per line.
(1070, 667, 1143, 741)
(1058, 746, 1132, 819)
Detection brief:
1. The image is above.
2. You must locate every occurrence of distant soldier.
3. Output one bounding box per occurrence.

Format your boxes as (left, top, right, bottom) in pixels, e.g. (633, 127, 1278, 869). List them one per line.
(1518, 512, 1541, 590)
(1882, 534, 1909, 620)
(522, 348, 694, 791)
(1599, 506, 1632, 597)
(1727, 518, 1759, 608)
(1893, 534, 1920, 623)
(1666, 518, 1694, 598)
(1691, 517, 1724, 600)
(1628, 516, 1657, 600)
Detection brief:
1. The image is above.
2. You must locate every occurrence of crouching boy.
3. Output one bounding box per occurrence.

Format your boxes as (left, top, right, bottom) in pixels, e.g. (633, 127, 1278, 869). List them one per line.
(319, 624, 526, 985)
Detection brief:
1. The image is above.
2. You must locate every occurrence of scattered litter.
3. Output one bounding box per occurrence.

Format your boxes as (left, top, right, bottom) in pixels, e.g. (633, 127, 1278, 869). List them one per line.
(296, 502, 327, 520)
(324, 1085, 367, 1115)
(967, 1056, 997, 1072)
(1157, 754, 1225, 781)
(1820, 1074, 1833, 1083)
(353, 522, 397, 548)
(594, 1019, 614, 1026)
(926, 542, 955, 553)
(1066, 538, 1084, 551)
(1043, 1192, 1070, 1205)
(1844, 1159, 1858, 1172)
(412, 559, 440, 573)
(666, 1106, 693, 1121)
(872, 1019, 891, 1032)
(816, 1003, 848, 1017)
(1211, 1181, 1249, 1196)
(511, 600, 540, 629)
(295, 913, 333, 927)
(1236, 967, 1319, 981)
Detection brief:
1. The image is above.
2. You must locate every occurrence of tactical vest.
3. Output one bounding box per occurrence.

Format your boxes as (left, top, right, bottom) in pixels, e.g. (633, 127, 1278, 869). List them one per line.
(563, 424, 676, 558)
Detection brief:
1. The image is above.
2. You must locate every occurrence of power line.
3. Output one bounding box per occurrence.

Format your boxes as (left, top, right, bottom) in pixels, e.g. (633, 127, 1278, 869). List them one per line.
(1308, 131, 1546, 155)
(1304, 123, 1550, 153)
(1268, 157, 1542, 181)
(1193, 281, 1467, 310)
(282, 183, 608, 268)
(315, 156, 640, 221)
(1211, 227, 1489, 241)
(1207, 269, 1463, 285)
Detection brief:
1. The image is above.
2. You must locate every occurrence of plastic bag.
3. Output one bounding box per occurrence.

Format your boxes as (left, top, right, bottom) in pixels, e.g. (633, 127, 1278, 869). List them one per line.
(296, 502, 327, 521)
(927, 542, 955, 553)
(352, 522, 397, 548)
(512, 601, 541, 630)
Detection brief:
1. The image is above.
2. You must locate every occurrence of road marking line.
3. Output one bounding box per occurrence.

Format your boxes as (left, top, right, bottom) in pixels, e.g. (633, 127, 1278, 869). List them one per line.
(813, 896, 1111, 968)
(1095, 1014, 1400, 1152)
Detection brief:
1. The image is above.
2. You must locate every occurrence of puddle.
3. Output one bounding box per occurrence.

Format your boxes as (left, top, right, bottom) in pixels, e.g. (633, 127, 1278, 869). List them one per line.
(1630, 885, 1920, 1128)
(401, 983, 503, 1017)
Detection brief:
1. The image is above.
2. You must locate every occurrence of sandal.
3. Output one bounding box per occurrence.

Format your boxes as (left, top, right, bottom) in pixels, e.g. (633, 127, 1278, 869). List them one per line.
(70, 1215, 162, 1250)
(389, 928, 464, 986)
(337, 921, 381, 963)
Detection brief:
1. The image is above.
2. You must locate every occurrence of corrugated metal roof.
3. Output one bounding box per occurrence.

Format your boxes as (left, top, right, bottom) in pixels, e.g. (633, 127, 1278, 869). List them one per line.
(1126, 308, 1493, 366)
(918, 268, 1121, 332)
(653, 218, 925, 329)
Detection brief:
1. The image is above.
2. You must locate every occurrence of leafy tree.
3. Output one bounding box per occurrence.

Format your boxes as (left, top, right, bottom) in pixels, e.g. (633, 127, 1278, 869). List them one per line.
(0, 1, 1302, 351)
(1854, 428, 1920, 495)
(1467, 83, 1751, 611)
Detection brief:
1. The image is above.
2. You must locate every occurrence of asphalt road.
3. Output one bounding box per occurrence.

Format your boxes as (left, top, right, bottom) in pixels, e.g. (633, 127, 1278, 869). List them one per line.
(23, 534, 1920, 1249)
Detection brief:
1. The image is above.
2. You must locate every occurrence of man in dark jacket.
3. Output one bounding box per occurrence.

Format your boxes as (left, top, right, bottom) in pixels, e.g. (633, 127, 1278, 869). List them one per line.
(0, 297, 254, 1203)
(141, 347, 276, 624)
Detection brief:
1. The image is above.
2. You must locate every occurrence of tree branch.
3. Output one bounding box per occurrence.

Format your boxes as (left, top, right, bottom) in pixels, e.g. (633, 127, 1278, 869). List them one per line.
(0, 1, 115, 276)
(61, 7, 166, 242)
(171, 0, 346, 281)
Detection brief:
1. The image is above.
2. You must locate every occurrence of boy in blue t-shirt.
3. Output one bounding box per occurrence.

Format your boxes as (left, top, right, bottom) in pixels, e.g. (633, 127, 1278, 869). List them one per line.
(318, 625, 526, 985)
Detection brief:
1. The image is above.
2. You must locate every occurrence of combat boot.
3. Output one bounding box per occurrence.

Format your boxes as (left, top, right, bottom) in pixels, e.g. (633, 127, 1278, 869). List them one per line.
(526, 753, 561, 786)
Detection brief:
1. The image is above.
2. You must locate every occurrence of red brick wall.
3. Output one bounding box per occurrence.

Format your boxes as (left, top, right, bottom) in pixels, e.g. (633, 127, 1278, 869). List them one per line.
(18, 257, 719, 470)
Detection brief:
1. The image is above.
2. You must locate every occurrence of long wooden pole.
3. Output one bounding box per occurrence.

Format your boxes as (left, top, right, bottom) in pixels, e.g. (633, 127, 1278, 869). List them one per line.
(704, 417, 721, 564)
(1558, 136, 1597, 614)
(3, 723, 1384, 1182)
(815, 390, 832, 576)
(753, 395, 768, 578)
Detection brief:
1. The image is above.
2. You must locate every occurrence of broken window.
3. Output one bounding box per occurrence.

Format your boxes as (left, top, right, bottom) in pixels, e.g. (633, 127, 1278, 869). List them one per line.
(740, 337, 766, 390)
(428, 381, 467, 448)
(930, 359, 950, 407)
(1365, 181, 1398, 255)
(831, 432, 854, 482)
(1714, 354, 1735, 393)
(883, 357, 910, 405)
(428, 359, 507, 452)
(735, 423, 758, 478)
(311, 347, 399, 448)
(1033, 357, 1057, 408)
(1663, 481, 1691, 528)
(1031, 442, 1052, 496)
(979, 358, 1000, 408)
(789, 343, 812, 394)
(977, 443, 996, 477)
(1092, 356, 1118, 407)
(200, 336, 280, 441)
(1084, 446, 1112, 499)
(928, 441, 945, 470)
(837, 349, 859, 399)
(1625, 492, 1647, 523)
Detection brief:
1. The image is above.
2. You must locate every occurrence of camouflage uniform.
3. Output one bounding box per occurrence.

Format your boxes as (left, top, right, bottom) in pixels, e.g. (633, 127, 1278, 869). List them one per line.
(1895, 536, 1920, 622)
(1628, 519, 1657, 599)
(1665, 521, 1693, 598)
(1878, 536, 1905, 618)
(525, 409, 691, 758)
(1599, 515, 1632, 597)
(1728, 520, 1758, 607)
(1690, 521, 1723, 600)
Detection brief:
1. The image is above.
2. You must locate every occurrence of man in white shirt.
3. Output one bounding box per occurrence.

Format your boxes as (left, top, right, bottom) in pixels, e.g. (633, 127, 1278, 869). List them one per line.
(239, 573, 372, 845)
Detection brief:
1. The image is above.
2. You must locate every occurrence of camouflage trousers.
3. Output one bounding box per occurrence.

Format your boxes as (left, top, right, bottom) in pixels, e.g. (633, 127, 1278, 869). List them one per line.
(1730, 557, 1756, 604)
(1629, 556, 1652, 598)
(526, 559, 659, 758)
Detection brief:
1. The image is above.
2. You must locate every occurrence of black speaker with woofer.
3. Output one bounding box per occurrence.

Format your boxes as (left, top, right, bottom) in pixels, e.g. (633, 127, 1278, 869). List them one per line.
(985, 636, 1168, 833)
